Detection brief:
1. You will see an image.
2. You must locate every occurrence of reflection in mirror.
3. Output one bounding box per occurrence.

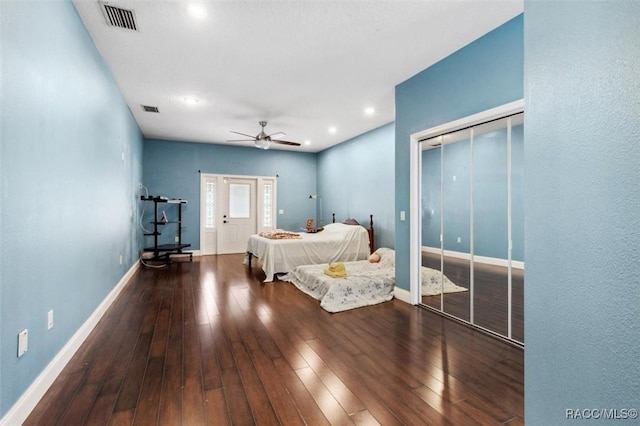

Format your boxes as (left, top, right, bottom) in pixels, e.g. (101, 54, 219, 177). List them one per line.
(418, 111, 524, 345)
(420, 138, 442, 311)
(442, 129, 471, 322)
(472, 118, 509, 336)
(420, 131, 473, 321)
(511, 114, 525, 343)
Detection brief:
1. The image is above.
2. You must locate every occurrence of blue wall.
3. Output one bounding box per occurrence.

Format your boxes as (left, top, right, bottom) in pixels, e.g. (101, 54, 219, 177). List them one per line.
(524, 1, 640, 423)
(143, 139, 318, 248)
(395, 15, 524, 291)
(317, 123, 395, 250)
(0, 0, 144, 417)
(422, 124, 524, 261)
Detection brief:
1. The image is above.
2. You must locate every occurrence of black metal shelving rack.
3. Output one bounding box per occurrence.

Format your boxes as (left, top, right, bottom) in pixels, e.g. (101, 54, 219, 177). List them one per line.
(141, 196, 192, 264)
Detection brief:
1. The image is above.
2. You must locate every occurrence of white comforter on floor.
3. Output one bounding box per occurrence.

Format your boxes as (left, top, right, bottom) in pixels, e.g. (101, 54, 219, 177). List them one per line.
(280, 260, 395, 313)
(421, 267, 469, 296)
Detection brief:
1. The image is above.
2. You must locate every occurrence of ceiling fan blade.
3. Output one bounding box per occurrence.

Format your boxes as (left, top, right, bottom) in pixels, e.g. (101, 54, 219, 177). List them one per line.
(272, 139, 301, 146)
(267, 132, 286, 139)
(230, 130, 256, 139)
(226, 139, 256, 142)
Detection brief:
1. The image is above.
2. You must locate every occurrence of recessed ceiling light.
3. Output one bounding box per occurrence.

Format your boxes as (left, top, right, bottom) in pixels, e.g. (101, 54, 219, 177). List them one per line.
(183, 97, 200, 105)
(328, 126, 337, 134)
(187, 4, 207, 19)
(304, 140, 311, 146)
(365, 107, 375, 115)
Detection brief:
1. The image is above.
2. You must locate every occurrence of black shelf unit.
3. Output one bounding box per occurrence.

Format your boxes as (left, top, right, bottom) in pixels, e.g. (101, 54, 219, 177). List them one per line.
(140, 196, 192, 264)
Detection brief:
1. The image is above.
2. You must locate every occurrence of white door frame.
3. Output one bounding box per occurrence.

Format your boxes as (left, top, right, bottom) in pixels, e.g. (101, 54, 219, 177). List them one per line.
(200, 173, 277, 255)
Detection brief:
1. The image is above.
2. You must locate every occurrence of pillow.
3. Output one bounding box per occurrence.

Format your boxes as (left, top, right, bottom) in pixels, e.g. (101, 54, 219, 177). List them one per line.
(373, 247, 395, 268)
(342, 218, 361, 226)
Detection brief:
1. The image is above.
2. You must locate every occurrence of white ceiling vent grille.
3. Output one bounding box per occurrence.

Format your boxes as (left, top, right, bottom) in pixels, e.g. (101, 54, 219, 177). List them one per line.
(100, 2, 138, 31)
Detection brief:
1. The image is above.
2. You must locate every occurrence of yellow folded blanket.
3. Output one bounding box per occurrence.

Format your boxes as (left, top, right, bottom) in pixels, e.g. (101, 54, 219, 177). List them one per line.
(324, 262, 347, 278)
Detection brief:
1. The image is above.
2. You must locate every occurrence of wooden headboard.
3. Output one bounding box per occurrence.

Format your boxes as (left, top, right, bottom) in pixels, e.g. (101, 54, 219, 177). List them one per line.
(331, 213, 375, 254)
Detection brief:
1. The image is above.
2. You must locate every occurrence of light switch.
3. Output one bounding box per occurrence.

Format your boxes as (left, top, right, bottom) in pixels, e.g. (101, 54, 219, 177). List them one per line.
(18, 329, 28, 357)
(400, 211, 406, 221)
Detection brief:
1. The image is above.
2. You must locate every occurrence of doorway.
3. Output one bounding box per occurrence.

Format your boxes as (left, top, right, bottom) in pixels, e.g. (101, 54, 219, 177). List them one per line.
(200, 174, 277, 255)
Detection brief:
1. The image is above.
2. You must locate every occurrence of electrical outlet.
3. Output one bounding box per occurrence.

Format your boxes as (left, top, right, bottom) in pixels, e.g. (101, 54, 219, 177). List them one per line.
(18, 329, 28, 357)
(175, 236, 180, 243)
(457, 237, 461, 243)
(119, 254, 123, 265)
(48, 310, 54, 330)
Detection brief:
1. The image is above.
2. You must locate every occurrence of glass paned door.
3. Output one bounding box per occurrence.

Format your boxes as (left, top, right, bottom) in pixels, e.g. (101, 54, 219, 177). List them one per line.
(219, 178, 256, 254)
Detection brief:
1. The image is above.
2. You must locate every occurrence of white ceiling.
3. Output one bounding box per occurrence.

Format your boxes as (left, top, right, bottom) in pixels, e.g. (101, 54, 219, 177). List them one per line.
(72, 0, 523, 152)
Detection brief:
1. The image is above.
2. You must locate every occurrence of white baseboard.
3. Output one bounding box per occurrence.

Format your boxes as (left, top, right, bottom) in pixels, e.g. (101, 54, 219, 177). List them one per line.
(394, 287, 412, 304)
(0, 261, 140, 426)
(421, 246, 524, 270)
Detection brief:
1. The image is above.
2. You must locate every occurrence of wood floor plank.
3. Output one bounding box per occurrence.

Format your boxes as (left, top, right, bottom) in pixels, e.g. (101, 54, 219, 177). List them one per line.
(295, 339, 365, 415)
(248, 348, 306, 426)
(84, 393, 118, 425)
(230, 341, 280, 425)
(350, 409, 382, 425)
(23, 369, 85, 425)
(221, 365, 255, 425)
(272, 357, 330, 426)
(157, 364, 182, 426)
(204, 388, 231, 426)
(132, 357, 165, 425)
(295, 366, 354, 425)
(26, 253, 522, 425)
(182, 376, 207, 425)
(304, 340, 404, 426)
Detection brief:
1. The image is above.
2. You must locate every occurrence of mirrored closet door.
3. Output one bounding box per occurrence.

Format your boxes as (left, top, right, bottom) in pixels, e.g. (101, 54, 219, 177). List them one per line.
(418, 111, 524, 345)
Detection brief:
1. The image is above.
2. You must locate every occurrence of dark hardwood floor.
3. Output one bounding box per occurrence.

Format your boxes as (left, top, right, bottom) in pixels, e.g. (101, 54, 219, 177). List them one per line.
(421, 253, 524, 343)
(25, 254, 523, 425)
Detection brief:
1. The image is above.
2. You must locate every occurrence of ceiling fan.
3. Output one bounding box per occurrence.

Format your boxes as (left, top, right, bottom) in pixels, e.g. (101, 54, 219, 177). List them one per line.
(228, 121, 301, 150)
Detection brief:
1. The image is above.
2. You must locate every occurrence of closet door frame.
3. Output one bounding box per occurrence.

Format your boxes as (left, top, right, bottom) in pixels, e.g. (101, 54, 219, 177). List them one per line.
(409, 99, 524, 341)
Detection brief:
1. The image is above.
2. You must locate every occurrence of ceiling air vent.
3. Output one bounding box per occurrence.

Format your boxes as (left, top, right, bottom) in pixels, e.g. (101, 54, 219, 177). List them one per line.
(100, 2, 138, 31)
(141, 105, 159, 113)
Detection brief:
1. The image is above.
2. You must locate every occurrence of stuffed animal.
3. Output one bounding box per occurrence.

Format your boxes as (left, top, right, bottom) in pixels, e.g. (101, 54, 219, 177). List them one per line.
(368, 253, 381, 263)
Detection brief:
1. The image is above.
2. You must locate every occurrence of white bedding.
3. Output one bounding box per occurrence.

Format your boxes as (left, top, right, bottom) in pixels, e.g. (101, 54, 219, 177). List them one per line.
(245, 222, 370, 282)
(280, 260, 395, 313)
(280, 246, 468, 312)
(420, 267, 469, 296)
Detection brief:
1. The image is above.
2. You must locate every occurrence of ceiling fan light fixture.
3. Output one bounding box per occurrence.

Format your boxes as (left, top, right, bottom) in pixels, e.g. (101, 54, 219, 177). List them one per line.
(254, 138, 271, 150)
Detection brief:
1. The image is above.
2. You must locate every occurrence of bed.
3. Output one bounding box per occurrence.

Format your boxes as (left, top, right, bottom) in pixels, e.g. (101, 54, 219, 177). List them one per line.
(245, 214, 374, 282)
(281, 248, 468, 312)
